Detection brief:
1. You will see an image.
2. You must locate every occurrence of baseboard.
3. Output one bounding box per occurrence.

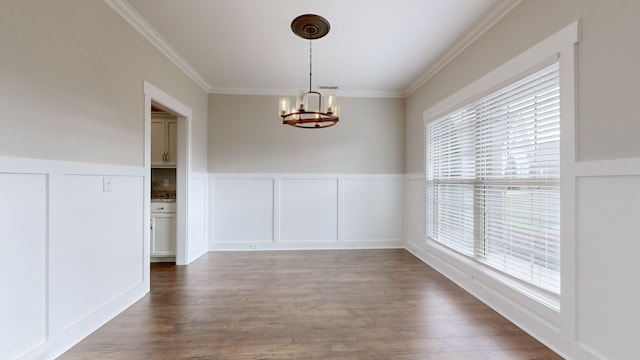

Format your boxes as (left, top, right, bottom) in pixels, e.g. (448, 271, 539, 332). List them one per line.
(210, 240, 404, 251)
(31, 283, 148, 360)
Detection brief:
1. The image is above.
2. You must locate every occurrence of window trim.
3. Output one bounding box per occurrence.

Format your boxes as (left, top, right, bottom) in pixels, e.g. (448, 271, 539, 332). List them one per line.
(423, 21, 578, 334)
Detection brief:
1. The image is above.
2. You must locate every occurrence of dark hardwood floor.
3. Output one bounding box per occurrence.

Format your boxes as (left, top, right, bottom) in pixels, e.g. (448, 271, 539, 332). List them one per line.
(60, 249, 562, 359)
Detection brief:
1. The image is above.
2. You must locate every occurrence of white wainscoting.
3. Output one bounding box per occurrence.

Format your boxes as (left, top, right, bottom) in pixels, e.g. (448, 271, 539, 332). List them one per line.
(280, 178, 338, 242)
(405, 174, 425, 250)
(187, 174, 209, 262)
(209, 174, 405, 250)
(574, 173, 640, 360)
(342, 178, 404, 242)
(0, 156, 148, 360)
(211, 177, 275, 245)
(51, 174, 144, 331)
(0, 173, 48, 360)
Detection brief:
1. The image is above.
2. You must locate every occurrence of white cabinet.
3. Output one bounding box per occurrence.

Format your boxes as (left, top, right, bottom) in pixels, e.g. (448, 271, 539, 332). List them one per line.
(151, 202, 176, 258)
(151, 117, 177, 167)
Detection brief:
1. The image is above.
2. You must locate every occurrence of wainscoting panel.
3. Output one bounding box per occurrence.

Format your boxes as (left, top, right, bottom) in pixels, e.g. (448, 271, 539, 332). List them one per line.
(405, 176, 426, 249)
(212, 178, 274, 244)
(575, 175, 640, 359)
(279, 178, 338, 242)
(188, 175, 208, 262)
(51, 174, 144, 331)
(0, 173, 48, 360)
(343, 177, 404, 242)
(210, 174, 405, 250)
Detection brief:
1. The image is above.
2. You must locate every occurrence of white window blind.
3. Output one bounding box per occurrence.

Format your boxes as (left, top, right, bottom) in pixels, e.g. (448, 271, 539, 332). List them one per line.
(427, 62, 560, 295)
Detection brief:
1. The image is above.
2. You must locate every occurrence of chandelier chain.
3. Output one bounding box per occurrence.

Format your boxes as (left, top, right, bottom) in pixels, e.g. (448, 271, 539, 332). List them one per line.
(309, 40, 313, 92)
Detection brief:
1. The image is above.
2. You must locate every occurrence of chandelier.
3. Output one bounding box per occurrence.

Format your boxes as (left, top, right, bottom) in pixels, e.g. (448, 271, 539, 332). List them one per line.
(279, 14, 339, 129)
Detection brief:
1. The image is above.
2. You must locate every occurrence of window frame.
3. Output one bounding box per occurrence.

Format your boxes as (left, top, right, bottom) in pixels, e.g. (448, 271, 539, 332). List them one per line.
(422, 21, 578, 332)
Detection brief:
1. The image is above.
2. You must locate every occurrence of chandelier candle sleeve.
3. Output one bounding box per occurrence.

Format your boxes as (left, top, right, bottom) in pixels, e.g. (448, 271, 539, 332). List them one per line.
(326, 93, 335, 113)
(297, 90, 308, 111)
(279, 97, 291, 116)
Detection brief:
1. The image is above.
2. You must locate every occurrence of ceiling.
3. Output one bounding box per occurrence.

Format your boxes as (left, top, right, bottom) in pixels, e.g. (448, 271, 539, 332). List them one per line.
(110, 0, 519, 97)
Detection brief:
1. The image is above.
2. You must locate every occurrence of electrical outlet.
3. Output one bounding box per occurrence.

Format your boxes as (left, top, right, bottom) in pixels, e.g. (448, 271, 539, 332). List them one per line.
(103, 177, 112, 192)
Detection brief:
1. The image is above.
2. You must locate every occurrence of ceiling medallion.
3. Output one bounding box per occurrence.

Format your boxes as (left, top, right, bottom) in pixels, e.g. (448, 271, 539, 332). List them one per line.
(279, 14, 339, 129)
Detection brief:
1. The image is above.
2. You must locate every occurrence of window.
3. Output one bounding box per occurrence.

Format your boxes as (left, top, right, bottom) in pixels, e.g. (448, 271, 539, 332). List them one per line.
(427, 62, 561, 295)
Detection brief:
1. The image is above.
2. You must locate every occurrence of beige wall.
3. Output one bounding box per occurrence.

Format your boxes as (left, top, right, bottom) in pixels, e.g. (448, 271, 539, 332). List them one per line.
(208, 94, 405, 173)
(406, 0, 640, 173)
(0, 0, 208, 172)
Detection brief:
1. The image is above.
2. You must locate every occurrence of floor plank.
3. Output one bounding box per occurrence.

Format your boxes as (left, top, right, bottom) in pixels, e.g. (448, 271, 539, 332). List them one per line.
(60, 249, 562, 359)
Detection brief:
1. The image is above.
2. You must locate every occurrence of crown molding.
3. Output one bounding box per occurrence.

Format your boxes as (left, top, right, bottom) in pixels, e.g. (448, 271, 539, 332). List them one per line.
(104, 0, 212, 92)
(207, 87, 405, 99)
(337, 90, 405, 98)
(403, 0, 522, 97)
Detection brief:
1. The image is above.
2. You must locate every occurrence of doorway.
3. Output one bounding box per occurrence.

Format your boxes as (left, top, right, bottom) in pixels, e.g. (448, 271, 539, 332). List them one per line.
(143, 81, 192, 280)
(150, 106, 177, 263)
